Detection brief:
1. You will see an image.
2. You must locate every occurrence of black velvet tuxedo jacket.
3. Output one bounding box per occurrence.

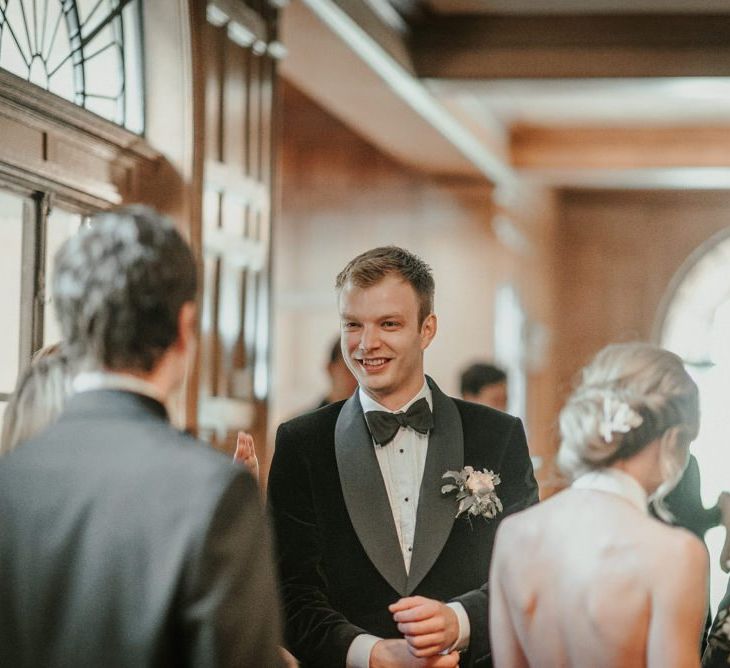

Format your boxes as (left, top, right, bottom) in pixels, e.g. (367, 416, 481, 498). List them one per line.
(268, 378, 539, 667)
(0, 389, 284, 668)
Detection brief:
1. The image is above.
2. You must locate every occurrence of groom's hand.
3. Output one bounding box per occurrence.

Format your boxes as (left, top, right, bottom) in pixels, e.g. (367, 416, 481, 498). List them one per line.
(389, 596, 459, 658)
(370, 639, 459, 667)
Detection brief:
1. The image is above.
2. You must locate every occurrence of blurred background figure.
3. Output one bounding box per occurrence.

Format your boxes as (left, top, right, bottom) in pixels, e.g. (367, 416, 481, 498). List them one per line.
(662, 454, 730, 656)
(0, 344, 72, 456)
(460, 360, 545, 477)
(661, 457, 730, 545)
(314, 337, 358, 409)
(233, 430, 259, 482)
(460, 362, 508, 412)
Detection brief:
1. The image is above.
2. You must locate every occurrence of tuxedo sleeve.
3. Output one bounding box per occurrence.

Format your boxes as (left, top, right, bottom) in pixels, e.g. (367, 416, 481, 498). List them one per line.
(268, 421, 367, 667)
(182, 470, 285, 667)
(451, 416, 538, 665)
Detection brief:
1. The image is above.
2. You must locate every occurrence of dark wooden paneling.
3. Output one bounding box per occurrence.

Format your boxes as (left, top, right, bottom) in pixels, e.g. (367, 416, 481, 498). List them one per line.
(413, 14, 730, 79)
(199, 2, 278, 458)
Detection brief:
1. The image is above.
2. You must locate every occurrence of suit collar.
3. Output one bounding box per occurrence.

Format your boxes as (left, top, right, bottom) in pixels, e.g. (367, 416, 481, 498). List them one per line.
(60, 389, 169, 423)
(336, 391, 408, 595)
(335, 377, 464, 596)
(72, 371, 164, 404)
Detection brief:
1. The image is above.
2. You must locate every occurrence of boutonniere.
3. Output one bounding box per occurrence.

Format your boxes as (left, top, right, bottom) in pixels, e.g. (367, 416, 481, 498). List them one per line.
(441, 466, 502, 520)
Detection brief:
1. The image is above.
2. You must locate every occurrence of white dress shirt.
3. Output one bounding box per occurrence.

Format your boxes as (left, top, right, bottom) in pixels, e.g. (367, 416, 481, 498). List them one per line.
(72, 371, 164, 404)
(346, 380, 470, 668)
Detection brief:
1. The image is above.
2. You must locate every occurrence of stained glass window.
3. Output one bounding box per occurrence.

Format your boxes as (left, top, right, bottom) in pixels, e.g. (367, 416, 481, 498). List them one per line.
(0, 0, 144, 133)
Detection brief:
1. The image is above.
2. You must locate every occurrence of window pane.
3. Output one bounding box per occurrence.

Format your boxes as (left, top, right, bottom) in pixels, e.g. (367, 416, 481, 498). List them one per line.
(0, 0, 144, 132)
(44, 208, 83, 346)
(0, 190, 24, 393)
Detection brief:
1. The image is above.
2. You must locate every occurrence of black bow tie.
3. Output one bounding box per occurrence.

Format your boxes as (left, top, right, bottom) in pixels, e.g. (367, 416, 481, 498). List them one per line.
(364, 397, 434, 446)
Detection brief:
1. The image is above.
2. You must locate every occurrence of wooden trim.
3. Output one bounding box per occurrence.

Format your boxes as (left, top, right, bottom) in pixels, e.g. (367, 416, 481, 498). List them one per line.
(205, 160, 269, 211)
(0, 163, 119, 211)
(207, 0, 267, 48)
(413, 14, 730, 79)
(282, 0, 513, 185)
(18, 195, 43, 369)
(0, 71, 158, 160)
(512, 125, 730, 170)
(0, 71, 160, 208)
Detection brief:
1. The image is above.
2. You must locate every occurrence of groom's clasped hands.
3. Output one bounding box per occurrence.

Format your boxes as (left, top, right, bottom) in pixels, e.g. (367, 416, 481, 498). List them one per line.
(369, 596, 461, 667)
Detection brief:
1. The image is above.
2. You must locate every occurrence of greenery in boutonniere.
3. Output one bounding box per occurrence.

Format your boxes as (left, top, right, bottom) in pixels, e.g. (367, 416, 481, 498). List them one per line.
(441, 466, 502, 521)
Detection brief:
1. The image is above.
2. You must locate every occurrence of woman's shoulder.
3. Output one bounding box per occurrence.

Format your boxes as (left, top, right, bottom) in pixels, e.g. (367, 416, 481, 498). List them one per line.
(494, 495, 557, 552)
(659, 523, 707, 563)
(640, 520, 707, 578)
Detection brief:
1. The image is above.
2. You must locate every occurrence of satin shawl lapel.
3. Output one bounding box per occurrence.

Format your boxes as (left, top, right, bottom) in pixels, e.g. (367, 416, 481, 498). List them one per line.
(335, 393, 408, 596)
(407, 378, 464, 594)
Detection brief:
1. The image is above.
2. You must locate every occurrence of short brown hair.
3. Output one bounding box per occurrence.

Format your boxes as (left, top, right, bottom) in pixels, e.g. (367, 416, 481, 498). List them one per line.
(335, 246, 435, 324)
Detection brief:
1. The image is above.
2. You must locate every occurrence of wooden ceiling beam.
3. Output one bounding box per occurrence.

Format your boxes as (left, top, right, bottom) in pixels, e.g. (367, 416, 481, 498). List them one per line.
(279, 0, 514, 185)
(412, 14, 730, 79)
(512, 125, 730, 170)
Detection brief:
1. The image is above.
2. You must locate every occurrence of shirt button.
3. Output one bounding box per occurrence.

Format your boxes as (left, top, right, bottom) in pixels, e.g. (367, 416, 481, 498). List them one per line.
(408, 546, 412, 552)
(404, 497, 409, 502)
(399, 449, 404, 454)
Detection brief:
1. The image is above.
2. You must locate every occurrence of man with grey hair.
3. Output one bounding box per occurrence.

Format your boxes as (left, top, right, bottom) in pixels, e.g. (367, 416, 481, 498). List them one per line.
(0, 206, 284, 667)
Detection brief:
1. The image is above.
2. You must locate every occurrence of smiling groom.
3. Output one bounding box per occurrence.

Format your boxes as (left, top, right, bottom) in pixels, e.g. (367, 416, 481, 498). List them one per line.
(268, 247, 539, 668)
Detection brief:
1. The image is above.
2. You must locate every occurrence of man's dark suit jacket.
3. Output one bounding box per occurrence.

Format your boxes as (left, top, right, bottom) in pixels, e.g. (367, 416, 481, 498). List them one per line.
(0, 389, 284, 668)
(659, 455, 721, 539)
(268, 378, 539, 667)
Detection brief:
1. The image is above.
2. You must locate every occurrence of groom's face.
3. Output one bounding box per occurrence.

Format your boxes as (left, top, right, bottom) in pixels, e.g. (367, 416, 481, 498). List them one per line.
(339, 273, 436, 410)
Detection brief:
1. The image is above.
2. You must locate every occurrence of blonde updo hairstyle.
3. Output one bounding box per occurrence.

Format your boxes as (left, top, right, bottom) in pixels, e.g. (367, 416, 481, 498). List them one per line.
(0, 345, 73, 456)
(558, 343, 699, 516)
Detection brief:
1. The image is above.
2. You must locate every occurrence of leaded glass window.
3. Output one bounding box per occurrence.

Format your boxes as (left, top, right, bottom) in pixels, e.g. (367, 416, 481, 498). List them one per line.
(0, 0, 144, 132)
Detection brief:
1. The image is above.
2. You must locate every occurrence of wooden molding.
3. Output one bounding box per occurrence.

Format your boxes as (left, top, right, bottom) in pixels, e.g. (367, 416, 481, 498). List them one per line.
(0, 70, 160, 207)
(413, 14, 730, 79)
(512, 125, 730, 170)
(0, 70, 158, 159)
(281, 0, 513, 185)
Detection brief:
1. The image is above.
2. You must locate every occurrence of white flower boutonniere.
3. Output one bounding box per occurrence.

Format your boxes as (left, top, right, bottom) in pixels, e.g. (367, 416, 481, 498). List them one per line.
(441, 466, 502, 521)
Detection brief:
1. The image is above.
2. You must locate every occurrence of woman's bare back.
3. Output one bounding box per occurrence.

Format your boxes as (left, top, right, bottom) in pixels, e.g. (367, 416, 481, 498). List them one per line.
(490, 489, 707, 668)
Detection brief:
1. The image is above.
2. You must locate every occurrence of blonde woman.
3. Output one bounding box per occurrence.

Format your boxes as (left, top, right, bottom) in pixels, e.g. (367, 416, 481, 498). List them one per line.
(1, 346, 72, 455)
(490, 343, 708, 668)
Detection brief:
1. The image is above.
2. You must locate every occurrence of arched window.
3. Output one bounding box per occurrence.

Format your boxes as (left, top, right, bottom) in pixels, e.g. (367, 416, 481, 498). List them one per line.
(658, 228, 730, 615)
(0, 0, 143, 132)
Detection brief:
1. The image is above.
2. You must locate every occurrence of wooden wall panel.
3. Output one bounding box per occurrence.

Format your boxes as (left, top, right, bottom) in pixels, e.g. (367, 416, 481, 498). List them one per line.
(198, 1, 278, 460)
(554, 189, 730, 407)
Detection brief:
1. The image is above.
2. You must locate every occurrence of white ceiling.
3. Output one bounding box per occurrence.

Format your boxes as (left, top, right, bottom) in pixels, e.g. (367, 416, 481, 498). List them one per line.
(429, 78, 730, 128)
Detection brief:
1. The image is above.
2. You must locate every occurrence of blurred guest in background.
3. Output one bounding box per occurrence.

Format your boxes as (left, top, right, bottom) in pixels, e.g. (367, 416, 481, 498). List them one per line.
(460, 362, 508, 412)
(0, 344, 72, 455)
(315, 337, 358, 409)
